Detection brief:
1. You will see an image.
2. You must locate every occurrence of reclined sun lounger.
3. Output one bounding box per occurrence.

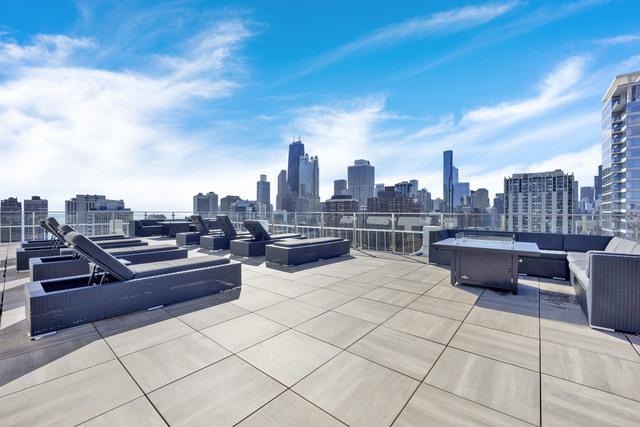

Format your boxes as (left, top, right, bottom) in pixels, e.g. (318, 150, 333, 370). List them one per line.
(16, 219, 148, 271)
(200, 215, 252, 250)
(176, 215, 221, 246)
(265, 237, 350, 266)
(229, 220, 302, 257)
(25, 231, 242, 336)
(21, 217, 125, 248)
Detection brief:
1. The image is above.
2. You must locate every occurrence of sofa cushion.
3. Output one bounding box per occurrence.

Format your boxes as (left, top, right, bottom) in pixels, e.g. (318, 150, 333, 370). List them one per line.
(539, 249, 567, 260)
(605, 237, 639, 254)
(563, 235, 611, 252)
(570, 261, 590, 291)
(517, 232, 564, 250)
(272, 237, 342, 248)
(130, 256, 229, 278)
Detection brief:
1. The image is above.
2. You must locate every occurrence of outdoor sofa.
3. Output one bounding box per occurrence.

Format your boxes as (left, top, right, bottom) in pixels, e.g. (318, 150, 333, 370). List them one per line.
(127, 219, 164, 237)
(265, 237, 350, 266)
(229, 220, 302, 257)
(568, 237, 640, 333)
(199, 215, 251, 250)
(25, 230, 242, 337)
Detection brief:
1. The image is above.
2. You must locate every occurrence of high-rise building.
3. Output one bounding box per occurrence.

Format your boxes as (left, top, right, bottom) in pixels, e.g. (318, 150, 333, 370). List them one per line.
(375, 183, 385, 197)
(287, 139, 305, 207)
(594, 164, 602, 204)
(504, 170, 574, 233)
(394, 181, 418, 199)
(443, 150, 454, 212)
(367, 186, 420, 213)
(276, 170, 288, 211)
(453, 182, 470, 208)
(193, 192, 218, 216)
(324, 195, 359, 226)
(601, 72, 640, 238)
(580, 187, 594, 203)
(333, 179, 347, 196)
(65, 194, 132, 235)
(296, 154, 320, 211)
(493, 193, 505, 214)
(0, 197, 22, 242)
(24, 196, 48, 240)
(416, 188, 433, 212)
(409, 179, 419, 198)
(471, 188, 490, 210)
(220, 195, 242, 213)
(348, 159, 375, 209)
(257, 174, 271, 212)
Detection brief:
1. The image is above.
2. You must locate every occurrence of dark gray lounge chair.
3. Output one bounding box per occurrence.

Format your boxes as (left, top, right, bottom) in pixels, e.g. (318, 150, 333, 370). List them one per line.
(21, 217, 125, 248)
(229, 220, 302, 257)
(26, 231, 242, 337)
(199, 215, 251, 250)
(265, 237, 350, 266)
(176, 215, 221, 246)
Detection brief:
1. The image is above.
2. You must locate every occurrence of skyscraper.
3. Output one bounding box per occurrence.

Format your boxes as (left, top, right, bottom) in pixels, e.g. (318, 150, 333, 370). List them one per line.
(333, 179, 347, 196)
(375, 183, 385, 196)
(287, 139, 305, 206)
(471, 188, 490, 210)
(24, 196, 48, 240)
(367, 186, 420, 213)
(394, 181, 418, 199)
(220, 195, 242, 212)
(65, 194, 132, 235)
(296, 154, 320, 211)
(257, 174, 271, 212)
(276, 169, 288, 211)
(601, 72, 640, 238)
(0, 197, 22, 242)
(443, 150, 454, 212)
(594, 164, 602, 205)
(504, 170, 574, 233)
(193, 192, 218, 216)
(416, 188, 433, 212)
(347, 159, 375, 209)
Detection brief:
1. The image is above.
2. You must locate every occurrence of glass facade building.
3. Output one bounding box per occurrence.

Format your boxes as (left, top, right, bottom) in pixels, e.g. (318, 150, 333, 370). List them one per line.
(601, 72, 640, 239)
(347, 159, 375, 209)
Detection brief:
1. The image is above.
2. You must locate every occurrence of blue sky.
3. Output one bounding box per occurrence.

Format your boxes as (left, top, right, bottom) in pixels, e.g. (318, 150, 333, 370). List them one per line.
(1, 0, 639, 210)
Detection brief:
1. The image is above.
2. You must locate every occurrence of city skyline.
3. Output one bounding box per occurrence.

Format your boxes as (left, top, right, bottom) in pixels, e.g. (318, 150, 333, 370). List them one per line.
(1, 1, 639, 209)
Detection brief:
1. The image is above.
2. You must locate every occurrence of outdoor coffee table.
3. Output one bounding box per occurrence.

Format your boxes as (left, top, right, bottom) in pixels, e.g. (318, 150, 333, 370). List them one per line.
(433, 234, 540, 294)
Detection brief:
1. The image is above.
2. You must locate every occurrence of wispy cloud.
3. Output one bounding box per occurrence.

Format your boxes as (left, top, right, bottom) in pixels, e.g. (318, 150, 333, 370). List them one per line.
(593, 33, 640, 46)
(286, 2, 517, 81)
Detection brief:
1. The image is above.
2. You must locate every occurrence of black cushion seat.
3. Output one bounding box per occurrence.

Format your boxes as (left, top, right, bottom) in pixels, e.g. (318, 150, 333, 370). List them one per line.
(272, 237, 342, 248)
(131, 256, 229, 278)
(107, 245, 179, 256)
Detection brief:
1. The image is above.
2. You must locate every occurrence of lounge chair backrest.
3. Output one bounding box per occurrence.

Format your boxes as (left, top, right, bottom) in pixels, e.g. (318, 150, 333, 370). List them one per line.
(60, 224, 75, 235)
(243, 220, 271, 241)
(190, 215, 210, 234)
(45, 217, 67, 241)
(216, 215, 237, 238)
(48, 217, 61, 230)
(65, 231, 136, 281)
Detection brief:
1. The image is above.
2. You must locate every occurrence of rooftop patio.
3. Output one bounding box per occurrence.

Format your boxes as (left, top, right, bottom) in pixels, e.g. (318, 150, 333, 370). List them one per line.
(1, 238, 639, 426)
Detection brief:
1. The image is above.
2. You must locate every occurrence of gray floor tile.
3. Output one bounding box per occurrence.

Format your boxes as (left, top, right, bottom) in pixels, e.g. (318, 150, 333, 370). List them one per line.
(348, 326, 444, 380)
(541, 341, 640, 401)
(466, 304, 539, 339)
(257, 299, 328, 327)
(149, 356, 285, 427)
(0, 360, 141, 426)
(201, 313, 287, 353)
(295, 311, 377, 348)
(325, 279, 380, 296)
(295, 288, 355, 310)
(408, 295, 473, 321)
(333, 298, 401, 324)
(425, 284, 483, 304)
(94, 309, 194, 357)
(349, 271, 397, 286)
(294, 352, 418, 427)
(246, 275, 317, 298)
(450, 323, 539, 371)
(172, 300, 249, 330)
(400, 265, 449, 284)
(121, 332, 230, 392)
(426, 348, 540, 425)
(361, 287, 419, 307)
(238, 390, 345, 427)
(81, 397, 166, 426)
(0, 337, 115, 398)
(231, 285, 289, 312)
(294, 274, 345, 287)
(394, 384, 532, 427)
(384, 308, 460, 344)
(542, 374, 640, 427)
(383, 278, 436, 294)
(239, 330, 341, 386)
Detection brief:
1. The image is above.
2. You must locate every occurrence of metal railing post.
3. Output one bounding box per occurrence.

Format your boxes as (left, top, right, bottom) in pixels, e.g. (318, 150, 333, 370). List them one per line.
(391, 213, 396, 253)
(320, 212, 324, 237)
(294, 212, 298, 233)
(352, 213, 357, 248)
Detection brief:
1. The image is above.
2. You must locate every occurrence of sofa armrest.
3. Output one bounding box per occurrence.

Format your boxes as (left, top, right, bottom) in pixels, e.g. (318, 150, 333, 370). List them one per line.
(589, 252, 640, 327)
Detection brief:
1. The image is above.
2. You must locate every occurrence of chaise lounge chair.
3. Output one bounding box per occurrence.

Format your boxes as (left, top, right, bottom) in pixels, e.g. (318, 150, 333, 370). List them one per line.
(20, 217, 125, 248)
(265, 237, 350, 266)
(229, 220, 302, 257)
(25, 231, 242, 336)
(199, 215, 252, 250)
(176, 215, 221, 246)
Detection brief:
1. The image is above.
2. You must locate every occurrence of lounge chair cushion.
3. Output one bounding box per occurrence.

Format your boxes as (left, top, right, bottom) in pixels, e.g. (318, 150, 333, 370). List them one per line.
(217, 215, 238, 237)
(243, 220, 271, 240)
(272, 237, 342, 248)
(65, 232, 136, 280)
(190, 215, 210, 234)
(130, 256, 229, 278)
(107, 244, 179, 256)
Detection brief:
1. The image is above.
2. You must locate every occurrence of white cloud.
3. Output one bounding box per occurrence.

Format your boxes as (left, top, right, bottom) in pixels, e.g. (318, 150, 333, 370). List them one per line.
(528, 144, 600, 185)
(288, 2, 517, 80)
(0, 20, 263, 211)
(594, 34, 640, 46)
